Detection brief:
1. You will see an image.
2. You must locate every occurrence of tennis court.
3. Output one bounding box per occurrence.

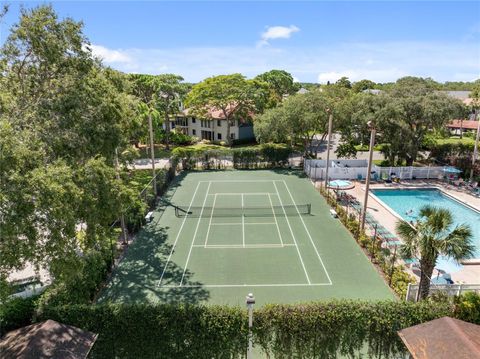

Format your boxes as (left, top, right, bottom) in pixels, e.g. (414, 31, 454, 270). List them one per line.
(100, 170, 394, 305)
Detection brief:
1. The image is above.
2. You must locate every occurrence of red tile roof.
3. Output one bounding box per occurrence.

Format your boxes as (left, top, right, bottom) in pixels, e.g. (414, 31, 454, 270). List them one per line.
(447, 120, 480, 130)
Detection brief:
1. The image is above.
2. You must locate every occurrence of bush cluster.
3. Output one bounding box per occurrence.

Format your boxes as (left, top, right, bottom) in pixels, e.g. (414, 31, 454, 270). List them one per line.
(172, 143, 292, 170)
(31, 300, 456, 359)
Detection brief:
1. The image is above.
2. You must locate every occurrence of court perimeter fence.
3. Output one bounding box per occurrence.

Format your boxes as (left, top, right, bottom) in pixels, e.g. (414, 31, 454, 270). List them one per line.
(406, 283, 480, 302)
(304, 159, 447, 181)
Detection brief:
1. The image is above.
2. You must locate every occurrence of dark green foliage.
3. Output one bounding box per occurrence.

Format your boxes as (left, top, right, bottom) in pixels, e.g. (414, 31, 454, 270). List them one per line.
(35, 249, 113, 312)
(30, 300, 457, 359)
(172, 144, 292, 170)
(38, 303, 248, 359)
(454, 292, 480, 324)
(254, 301, 452, 359)
(0, 296, 37, 336)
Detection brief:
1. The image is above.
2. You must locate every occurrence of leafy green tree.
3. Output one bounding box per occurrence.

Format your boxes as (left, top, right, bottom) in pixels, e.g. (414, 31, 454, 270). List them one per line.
(396, 206, 474, 300)
(0, 5, 137, 283)
(254, 69, 299, 107)
(185, 74, 267, 144)
(335, 76, 352, 89)
(352, 79, 377, 93)
(255, 90, 335, 155)
(129, 74, 187, 149)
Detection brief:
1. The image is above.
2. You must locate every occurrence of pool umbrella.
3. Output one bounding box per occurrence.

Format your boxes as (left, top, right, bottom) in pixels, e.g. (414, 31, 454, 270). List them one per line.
(327, 180, 355, 190)
(443, 167, 462, 174)
(398, 316, 480, 359)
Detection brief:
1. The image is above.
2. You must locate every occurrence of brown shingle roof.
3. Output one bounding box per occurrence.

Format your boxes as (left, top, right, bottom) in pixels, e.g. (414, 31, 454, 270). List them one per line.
(398, 317, 480, 359)
(0, 320, 98, 359)
(447, 120, 480, 130)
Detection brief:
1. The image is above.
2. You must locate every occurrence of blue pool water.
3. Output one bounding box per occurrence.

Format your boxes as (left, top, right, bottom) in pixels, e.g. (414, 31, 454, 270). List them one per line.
(372, 188, 480, 273)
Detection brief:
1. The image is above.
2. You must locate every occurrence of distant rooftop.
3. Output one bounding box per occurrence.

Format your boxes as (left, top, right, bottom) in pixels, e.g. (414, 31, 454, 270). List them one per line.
(362, 89, 382, 95)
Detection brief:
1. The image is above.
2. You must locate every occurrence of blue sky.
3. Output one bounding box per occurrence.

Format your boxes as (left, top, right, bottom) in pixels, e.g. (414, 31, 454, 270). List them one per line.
(1, 1, 479, 83)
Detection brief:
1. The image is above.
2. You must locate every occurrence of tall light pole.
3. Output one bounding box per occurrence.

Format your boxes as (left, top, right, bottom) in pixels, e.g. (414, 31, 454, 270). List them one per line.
(148, 113, 157, 197)
(115, 148, 128, 245)
(160, 91, 176, 150)
(324, 110, 334, 188)
(360, 121, 376, 232)
(246, 293, 255, 359)
(470, 109, 479, 182)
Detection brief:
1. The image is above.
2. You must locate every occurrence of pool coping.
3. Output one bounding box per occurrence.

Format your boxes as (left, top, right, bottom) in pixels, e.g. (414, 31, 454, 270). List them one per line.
(369, 185, 480, 264)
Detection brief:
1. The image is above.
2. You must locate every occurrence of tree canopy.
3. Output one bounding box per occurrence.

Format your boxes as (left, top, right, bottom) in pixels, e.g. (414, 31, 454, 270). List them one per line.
(0, 5, 137, 284)
(254, 69, 300, 107)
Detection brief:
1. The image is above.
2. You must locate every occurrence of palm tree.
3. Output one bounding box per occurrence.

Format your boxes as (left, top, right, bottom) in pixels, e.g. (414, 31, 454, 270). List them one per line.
(396, 205, 474, 300)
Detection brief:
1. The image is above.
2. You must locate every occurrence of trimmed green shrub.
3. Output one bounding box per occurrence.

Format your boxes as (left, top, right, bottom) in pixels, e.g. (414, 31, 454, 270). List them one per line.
(0, 296, 37, 336)
(454, 292, 480, 324)
(32, 300, 455, 359)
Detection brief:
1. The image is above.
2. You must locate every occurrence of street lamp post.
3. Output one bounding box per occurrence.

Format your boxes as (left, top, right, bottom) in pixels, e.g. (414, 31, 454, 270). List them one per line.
(324, 110, 334, 188)
(360, 121, 376, 232)
(160, 91, 176, 150)
(470, 109, 479, 182)
(148, 114, 157, 197)
(246, 293, 255, 359)
(115, 148, 128, 245)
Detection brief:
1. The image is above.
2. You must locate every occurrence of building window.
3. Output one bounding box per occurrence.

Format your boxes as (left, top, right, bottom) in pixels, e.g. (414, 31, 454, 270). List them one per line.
(201, 120, 211, 128)
(191, 117, 196, 123)
(217, 120, 222, 127)
(230, 133, 235, 140)
(217, 133, 222, 140)
(192, 129, 196, 136)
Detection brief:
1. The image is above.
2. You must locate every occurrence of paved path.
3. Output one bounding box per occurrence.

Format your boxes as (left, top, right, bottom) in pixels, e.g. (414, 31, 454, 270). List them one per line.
(131, 158, 170, 170)
(311, 133, 385, 161)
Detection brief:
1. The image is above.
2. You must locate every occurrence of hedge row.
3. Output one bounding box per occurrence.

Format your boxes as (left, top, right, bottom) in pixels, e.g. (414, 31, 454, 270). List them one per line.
(171, 144, 292, 170)
(31, 300, 455, 359)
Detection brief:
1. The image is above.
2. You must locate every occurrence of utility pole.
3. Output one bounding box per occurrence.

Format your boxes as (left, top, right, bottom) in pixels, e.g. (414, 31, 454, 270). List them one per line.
(115, 148, 128, 245)
(360, 121, 376, 232)
(470, 109, 479, 182)
(324, 110, 334, 188)
(148, 114, 157, 197)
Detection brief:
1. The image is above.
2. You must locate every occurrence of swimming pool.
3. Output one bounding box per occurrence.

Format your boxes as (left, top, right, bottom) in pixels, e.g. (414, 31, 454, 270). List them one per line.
(371, 188, 480, 273)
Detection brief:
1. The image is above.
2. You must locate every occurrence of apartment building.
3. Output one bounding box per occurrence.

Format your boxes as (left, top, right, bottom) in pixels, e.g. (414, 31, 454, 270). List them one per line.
(170, 108, 254, 142)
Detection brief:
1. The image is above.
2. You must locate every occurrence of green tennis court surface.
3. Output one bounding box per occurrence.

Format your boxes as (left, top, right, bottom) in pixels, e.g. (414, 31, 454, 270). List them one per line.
(99, 170, 394, 305)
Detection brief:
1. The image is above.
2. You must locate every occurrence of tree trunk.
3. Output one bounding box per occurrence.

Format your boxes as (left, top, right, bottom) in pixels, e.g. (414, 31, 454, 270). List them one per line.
(164, 112, 170, 150)
(418, 259, 435, 300)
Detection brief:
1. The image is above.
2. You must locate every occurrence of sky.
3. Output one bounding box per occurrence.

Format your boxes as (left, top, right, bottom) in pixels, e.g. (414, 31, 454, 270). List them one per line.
(1, 1, 479, 83)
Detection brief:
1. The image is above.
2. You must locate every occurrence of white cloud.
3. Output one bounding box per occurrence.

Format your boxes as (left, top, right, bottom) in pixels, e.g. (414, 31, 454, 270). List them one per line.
(258, 25, 299, 47)
(89, 44, 132, 64)
(88, 41, 480, 84)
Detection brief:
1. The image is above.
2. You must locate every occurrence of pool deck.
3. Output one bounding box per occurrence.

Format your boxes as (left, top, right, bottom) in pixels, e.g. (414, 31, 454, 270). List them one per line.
(340, 180, 480, 284)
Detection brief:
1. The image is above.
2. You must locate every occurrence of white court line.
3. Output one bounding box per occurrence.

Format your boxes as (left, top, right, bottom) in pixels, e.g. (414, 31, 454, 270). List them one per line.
(210, 222, 242, 226)
(193, 244, 295, 249)
(280, 180, 333, 285)
(157, 181, 201, 287)
(273, 181, 311, 284)
(207, 193, 277, 196)
(199, 180, 275, 183)
(245, 222, 276, 225)
(204, 193, 218, 248)
(162, 283, 332, 288)
(268, 193, 284, 247)
(241, 193, 245, 247)
(180, 181, 212, 285)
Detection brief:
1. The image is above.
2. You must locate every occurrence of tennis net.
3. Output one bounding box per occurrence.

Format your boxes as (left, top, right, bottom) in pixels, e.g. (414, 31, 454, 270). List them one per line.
(175, 204, 311, 218)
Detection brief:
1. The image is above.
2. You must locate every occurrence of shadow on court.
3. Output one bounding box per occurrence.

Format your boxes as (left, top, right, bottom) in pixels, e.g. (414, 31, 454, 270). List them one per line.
(98, 224, 210, 304)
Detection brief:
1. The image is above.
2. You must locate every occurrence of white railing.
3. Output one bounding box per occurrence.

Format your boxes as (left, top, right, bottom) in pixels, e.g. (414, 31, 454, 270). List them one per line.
(304, 159, 446, 181)
(405, 283, 480, 302)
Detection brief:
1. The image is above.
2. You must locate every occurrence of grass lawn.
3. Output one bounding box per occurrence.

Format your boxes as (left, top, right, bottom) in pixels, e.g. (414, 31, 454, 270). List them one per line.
(99, 169, 395, 306)
(137, 146, 171, 159)
(433, 136, 476, 146)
